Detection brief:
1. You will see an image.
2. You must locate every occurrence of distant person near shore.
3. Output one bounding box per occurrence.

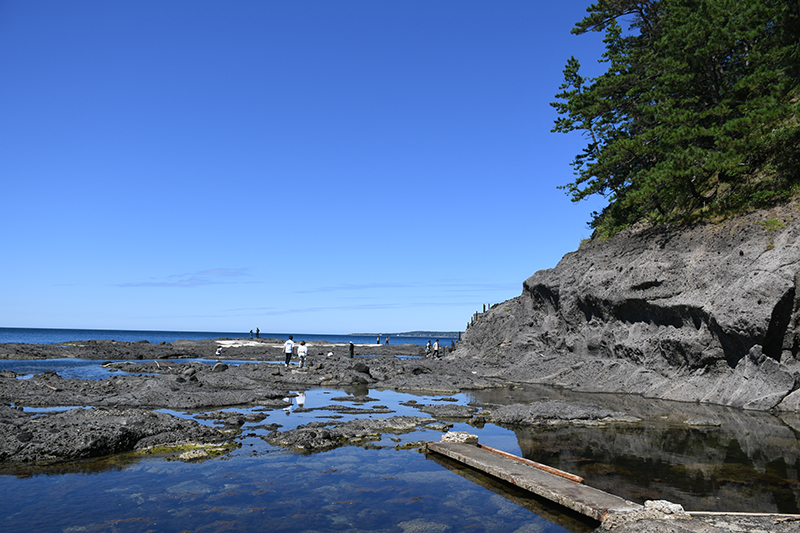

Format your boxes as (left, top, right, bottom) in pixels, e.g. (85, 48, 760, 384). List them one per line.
(385, 336, 389, 344)
(349, 341, 354, 358)
(297, 341, 307, 368)
(256, 328, 260, 339)
(426, 341, 431, 356)
(433, 339, 439, 358)
(376, 336, 380, 344)
(283, 336, 294, 366)
(250, 330, 253, 339)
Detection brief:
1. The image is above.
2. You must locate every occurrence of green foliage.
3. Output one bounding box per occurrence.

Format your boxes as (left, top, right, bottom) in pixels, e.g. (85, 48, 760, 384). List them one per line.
(758, 218, 786, 231)
(552, 0, 800, 236)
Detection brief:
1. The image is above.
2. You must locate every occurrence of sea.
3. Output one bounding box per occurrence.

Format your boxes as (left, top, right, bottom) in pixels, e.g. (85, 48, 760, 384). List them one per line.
(0, 327, 454, 346)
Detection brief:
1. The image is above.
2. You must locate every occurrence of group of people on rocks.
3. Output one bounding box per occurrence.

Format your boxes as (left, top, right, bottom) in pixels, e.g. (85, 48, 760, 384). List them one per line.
(282, 336, 308, 368)
(250, 336, 450, 368)
(425, 339, 440, 358)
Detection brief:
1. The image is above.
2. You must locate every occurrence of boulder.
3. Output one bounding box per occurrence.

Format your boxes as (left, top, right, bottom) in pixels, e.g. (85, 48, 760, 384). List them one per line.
(440, 431, 478, 444)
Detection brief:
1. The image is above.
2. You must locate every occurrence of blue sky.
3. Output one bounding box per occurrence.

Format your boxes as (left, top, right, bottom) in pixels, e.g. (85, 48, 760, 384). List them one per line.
(1, 1, 607, 334)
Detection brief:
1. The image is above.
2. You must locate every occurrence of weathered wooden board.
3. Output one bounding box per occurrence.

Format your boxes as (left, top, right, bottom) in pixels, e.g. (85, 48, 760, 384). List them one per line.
(426, 441, 643, 522)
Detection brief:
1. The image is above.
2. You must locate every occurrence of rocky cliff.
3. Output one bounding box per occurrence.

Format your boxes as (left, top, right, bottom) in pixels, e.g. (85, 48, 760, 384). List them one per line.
(454, 202, 800, 411)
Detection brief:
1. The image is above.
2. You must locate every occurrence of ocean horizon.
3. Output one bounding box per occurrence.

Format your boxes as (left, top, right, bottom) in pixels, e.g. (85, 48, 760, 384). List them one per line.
(0, 327, 457, 346)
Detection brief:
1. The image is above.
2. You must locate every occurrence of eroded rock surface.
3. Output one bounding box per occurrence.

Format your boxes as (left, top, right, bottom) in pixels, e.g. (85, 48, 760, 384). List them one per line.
(264, 415, 434, 452)
(487, 400, 640, 426)
(0, 404, 229, 465)
(454, 203, 800, 410)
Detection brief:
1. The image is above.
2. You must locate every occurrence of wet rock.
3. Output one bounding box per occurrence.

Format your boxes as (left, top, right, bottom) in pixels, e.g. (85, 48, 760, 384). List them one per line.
(265, 415, 434, 453)
(0, 407, 229, 464)
(489, 401, 641, 427)
(352, 362, 369, 374)
(417, 404, 478, 419)
(211, 362, 228, 372)
(330, 395, 379, 403)
(598, 513, 800, 532)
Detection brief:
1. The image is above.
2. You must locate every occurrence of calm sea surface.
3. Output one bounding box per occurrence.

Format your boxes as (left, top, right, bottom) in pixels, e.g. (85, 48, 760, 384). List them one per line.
(0, 327, 451, 346)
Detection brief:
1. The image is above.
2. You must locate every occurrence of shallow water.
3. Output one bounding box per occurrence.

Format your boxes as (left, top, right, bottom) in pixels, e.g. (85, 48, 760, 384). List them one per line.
(1, 385, 593, 533)
(2, 361, 799, 531)
(467, 385, 800, 515)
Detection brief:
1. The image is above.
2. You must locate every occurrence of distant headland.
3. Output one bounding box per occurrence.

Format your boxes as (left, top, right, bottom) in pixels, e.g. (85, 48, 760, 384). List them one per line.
(352, 331, 459, 338)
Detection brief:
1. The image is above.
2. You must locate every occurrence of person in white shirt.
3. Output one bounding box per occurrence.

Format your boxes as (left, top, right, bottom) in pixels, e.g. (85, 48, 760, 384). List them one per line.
(297, 340, 308, 369)
(283, 336, 294, 366)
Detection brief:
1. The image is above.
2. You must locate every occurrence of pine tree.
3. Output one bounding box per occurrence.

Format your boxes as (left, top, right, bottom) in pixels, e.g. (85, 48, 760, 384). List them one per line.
(552, 0, 800, 237)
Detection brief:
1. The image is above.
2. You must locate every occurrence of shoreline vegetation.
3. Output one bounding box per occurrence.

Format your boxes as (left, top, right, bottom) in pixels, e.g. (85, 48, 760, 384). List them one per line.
(552, 0, 799, 238)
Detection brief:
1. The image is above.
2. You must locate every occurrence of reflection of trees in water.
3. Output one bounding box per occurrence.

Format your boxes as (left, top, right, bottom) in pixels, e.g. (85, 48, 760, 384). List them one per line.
(467, 385, 800, 514)
(511, 418, 800, 514)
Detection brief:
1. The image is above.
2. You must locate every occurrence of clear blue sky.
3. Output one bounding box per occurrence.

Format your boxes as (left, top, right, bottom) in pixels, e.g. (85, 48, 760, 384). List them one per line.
(1, 0, 608, 334)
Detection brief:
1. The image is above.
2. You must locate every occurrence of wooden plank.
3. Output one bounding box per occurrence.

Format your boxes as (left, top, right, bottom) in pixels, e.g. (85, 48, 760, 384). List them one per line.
(426, 441, 643, 522)
(477, 443, 584, 483)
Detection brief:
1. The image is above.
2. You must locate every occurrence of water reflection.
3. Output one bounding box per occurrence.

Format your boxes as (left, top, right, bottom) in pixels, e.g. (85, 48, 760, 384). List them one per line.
(426, 452, 597, 532)
(0, 395, 576, 533)
(467, 384, 800, 514)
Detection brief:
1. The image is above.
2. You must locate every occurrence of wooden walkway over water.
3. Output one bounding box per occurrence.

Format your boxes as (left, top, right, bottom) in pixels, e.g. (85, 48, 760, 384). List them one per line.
(427, 438, 800, 530)
(426, 441, 643, 522)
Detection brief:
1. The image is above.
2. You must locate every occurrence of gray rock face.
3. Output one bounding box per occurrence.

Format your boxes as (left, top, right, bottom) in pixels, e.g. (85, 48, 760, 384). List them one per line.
(488, 401, 640, 426)
(264, 416, 434, 452)
(454, 203, 800, 410)
(0, 405, 228, 464)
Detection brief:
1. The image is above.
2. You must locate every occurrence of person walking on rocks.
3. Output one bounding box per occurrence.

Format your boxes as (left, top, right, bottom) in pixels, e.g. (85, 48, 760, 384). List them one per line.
(349, 341, 354, 358)
(425, 341, 432, 356)
(283, 336, 295, 366)
(297, 341, 308, 369)
(256, 327, 260, 339)
(433, 339, 439, 358)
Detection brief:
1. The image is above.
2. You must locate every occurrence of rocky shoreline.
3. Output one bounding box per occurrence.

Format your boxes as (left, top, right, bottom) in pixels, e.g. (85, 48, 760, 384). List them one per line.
(0, 338, 492, 467)
(454, 202, 800, 412)
(2, 338, 798, 531)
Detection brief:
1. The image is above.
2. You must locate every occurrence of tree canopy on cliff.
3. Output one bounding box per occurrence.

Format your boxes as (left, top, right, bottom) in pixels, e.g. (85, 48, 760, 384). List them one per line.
(552, 0, 800, 237)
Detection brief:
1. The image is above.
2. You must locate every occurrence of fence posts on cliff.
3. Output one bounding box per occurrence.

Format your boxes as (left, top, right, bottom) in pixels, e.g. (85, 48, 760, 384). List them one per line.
(467, 303, 493, 330)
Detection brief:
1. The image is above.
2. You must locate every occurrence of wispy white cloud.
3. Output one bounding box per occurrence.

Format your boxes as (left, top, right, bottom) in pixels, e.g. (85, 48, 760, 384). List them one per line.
(118, 268, 253, 288)
(297, 280, 519, 294)
(244, 300, 492, 316)
(295, 282, 413, 294)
